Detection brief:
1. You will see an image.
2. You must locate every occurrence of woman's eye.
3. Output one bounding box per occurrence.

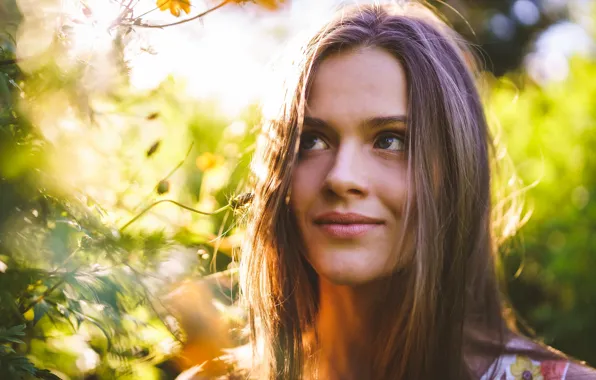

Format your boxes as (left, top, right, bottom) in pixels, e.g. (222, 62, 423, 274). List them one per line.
(374, 133, 405, 151)
(300, 133, 328, 151)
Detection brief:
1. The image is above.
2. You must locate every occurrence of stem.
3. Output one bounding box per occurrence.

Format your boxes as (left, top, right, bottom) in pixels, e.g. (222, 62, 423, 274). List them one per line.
(130, 0, 231, 29)
(119, 199, 231, 232)
(159, 142, 194, 189)
(128, 0, 171, 24)
(126, 264, 185, 344)
(0, 58, 18, 66)
(131, 141, 194, 213)
(21, 268, 80, 315)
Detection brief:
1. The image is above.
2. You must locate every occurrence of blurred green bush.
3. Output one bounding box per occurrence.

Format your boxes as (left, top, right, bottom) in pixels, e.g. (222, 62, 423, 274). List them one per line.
(489, 57, 596, 367)
(0, 1, 595, 378)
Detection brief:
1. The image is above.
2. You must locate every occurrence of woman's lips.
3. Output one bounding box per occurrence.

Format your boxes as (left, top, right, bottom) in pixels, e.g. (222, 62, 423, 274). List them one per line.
(313, 212, 384, 239)
(316, 223, 382, 238)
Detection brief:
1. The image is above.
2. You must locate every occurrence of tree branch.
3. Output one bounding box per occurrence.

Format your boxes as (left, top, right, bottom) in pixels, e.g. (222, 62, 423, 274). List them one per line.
(119, 199, 231, 232)
(130, 0, 231, 29)
(0, 58, 18, 66)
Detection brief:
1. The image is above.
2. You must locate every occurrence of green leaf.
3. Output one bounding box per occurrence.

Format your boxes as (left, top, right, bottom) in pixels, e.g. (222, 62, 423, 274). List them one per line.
(5, 325, 25, 337)
(0, 336, 24, 345)
(35, 369, 61, 380)
(0, 344, 16, 354)
(33, 301, 49, 325)
(0, 73, 11, 108)
(0, 325, 26, 345)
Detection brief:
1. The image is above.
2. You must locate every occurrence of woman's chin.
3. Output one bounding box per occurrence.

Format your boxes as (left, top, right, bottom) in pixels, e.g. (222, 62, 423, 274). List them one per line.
(307, 247, 402, 286)
(314, 262, 394, 286)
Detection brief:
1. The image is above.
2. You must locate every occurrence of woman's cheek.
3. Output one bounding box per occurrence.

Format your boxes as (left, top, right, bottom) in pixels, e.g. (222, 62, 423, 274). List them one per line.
(291, 155, 330, 200)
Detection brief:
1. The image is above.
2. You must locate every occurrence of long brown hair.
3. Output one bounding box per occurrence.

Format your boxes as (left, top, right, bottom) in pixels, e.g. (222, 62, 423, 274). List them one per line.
(240, 3, 538, 379)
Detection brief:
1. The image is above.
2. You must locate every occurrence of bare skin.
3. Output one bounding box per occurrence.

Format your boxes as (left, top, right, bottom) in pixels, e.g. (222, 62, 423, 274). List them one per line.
(290, 47, 410, 379)
(315, 277, 396, 380)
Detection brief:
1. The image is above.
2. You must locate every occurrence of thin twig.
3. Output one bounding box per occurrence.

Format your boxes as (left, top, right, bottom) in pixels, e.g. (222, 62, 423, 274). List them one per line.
(0, 58, 18, 66)
(210, 207, 231, 273)
(130, 0, 231, 29)
(21, 267, 81, 315)
(126, 264, 185, 344)
(128, 0, 171, 24)
(204, 267, 238, 281)
(131, 142, 194, 213)
(119, 199, 231, 232)
(159, 142, 194, 189)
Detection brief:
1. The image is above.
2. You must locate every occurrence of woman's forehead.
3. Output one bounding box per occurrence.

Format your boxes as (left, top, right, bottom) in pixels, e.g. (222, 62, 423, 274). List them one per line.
(306, 47, 408, 124)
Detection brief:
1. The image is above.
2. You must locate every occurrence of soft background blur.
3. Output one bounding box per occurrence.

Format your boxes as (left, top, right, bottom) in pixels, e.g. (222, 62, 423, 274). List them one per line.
(0, 0, 595, 378)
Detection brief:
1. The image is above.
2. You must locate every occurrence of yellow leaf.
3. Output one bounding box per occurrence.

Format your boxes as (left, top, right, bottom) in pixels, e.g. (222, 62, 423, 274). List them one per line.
(227, 0, 285, 11)
(196, 152, 224, 172)
(254, 0, 285, 10)
(157, 0, 191, 17)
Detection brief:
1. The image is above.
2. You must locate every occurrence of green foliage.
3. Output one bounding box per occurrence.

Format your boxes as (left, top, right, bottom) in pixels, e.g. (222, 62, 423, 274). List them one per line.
(489, 57, 596, 365)
(0, 4, 254, 377)
(1, 1, 595, 378)
(0, 325, 60, 379)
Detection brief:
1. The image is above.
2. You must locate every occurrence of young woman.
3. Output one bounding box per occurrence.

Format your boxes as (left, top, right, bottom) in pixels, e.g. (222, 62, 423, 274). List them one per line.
(236, 2, 596, 380)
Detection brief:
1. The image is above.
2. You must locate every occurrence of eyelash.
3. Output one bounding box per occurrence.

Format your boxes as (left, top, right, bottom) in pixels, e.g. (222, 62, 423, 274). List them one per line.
(373, 132, 406, 151)
(299, 131, 406, 152)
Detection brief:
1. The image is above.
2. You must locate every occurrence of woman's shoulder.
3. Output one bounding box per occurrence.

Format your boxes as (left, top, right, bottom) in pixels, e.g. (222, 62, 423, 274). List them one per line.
(481, 353, 596, 380)
(478, 334, 596, 380)
(565, 360, 596, 380)
(480, 353, 569, 380)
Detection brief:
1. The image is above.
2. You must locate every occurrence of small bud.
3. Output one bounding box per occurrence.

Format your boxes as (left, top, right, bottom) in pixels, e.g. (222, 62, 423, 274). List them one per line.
(157, 180, 170, 195)
(230, 192, 253, 209)
(146, 140, 161, 157)
(82, 6, 92, 17)
(24, 309, 34, 321)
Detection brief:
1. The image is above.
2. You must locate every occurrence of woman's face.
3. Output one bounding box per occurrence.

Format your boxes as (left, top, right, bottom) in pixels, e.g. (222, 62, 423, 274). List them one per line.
(290, 47, 412, 285)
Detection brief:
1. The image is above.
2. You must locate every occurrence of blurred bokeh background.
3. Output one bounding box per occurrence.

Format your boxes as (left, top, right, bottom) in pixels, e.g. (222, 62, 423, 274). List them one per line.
(0, 0, 594, 378)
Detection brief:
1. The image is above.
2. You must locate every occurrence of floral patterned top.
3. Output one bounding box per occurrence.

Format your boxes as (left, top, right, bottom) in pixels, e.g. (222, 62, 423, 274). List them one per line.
(481, 354, 570, 380)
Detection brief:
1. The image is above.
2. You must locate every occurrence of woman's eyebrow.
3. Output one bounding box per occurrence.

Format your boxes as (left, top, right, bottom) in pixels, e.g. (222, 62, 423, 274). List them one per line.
(362, 115, 408, 130)
(302, 115, 408, 130)
(303, 116, 329, 130)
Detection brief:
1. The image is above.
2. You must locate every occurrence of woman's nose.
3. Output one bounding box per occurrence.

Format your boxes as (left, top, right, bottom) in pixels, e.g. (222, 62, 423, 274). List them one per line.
(323, 142, 369, 199)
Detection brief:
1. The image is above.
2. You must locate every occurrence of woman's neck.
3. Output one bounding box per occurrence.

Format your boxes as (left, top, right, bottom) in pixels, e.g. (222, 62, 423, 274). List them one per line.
(314, 277, 389, 380)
